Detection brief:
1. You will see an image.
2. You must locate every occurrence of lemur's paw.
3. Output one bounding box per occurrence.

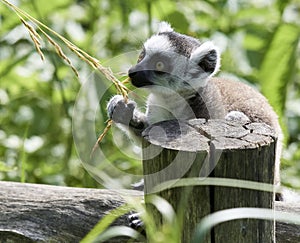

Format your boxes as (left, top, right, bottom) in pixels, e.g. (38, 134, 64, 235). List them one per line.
(225, 111, 250, 122)
(128, 212, 145, 235)
(107, 95, 136, 124)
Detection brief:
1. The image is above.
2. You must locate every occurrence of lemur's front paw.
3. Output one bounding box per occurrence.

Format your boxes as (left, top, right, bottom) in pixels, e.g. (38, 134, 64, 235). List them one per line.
(225, 111, 250, 122)
(107, 95, 136, 125)
(128, 212, 145, 235)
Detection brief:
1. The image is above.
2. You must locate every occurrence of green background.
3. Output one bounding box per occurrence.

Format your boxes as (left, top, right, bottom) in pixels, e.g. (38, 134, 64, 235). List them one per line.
(0, 0, 299, 190)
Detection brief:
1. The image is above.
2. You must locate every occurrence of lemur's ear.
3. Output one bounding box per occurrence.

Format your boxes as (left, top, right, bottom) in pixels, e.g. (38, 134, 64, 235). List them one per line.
(157, 21, 174, 33)
(190, 41, 220, 76)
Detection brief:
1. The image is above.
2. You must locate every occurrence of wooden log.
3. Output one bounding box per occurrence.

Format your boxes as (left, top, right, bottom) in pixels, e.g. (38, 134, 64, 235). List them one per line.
(0, 181, 299, 242)
(142, 119, 277, 242)
(275, 201, 300, 243)
(0, 181, 142, 242)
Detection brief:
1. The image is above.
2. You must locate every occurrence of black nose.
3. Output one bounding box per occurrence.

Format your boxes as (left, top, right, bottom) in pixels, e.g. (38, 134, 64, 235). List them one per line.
(128, 66, 138, 79)
(128, 66, 153, 87)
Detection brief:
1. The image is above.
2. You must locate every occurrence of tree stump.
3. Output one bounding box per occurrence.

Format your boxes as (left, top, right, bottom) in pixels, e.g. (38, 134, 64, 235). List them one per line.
(142, 119, 276, 242)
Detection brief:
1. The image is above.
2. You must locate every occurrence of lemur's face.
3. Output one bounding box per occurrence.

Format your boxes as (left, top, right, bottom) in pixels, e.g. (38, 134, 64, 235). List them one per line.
(128, 27, 220, 94)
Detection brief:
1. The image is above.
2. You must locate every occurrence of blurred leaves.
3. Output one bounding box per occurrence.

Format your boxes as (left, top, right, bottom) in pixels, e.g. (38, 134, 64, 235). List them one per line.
(260, 23, 300, 142)
(260, 23, 300, 119)
(0, 161, 16, 172)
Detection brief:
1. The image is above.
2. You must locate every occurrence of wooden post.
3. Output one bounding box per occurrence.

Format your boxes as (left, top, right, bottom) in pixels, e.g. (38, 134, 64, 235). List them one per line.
(142, 119, 276, 242)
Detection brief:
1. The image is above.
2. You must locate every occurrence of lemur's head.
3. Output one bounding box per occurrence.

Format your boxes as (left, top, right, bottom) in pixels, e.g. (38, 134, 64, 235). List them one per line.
(128, 22, 220, 94)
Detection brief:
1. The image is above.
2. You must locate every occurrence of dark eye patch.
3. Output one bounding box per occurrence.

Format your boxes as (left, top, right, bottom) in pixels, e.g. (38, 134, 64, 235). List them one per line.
(149, 53, 172, 73)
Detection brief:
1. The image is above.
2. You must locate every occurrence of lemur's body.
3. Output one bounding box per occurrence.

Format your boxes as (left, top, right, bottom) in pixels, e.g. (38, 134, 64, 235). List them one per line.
(146, 77, 280, 127)
(107, 22, 282, 185)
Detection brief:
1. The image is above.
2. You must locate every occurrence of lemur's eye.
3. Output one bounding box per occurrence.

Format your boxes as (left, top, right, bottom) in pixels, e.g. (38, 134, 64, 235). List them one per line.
(155, 61, 164, 72)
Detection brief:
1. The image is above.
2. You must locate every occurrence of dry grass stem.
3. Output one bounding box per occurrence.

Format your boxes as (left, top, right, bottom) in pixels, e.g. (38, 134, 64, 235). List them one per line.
(20, 18, 45, 61)
(1, 0, 133, 147)
(91, 120, 114, 158)
(122, 77, 131, 85)
(43, 32, 79, 77)
(1, 0, 128, 99)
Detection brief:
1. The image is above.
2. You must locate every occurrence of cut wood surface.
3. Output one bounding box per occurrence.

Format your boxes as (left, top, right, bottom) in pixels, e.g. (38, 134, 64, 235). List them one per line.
(0, 181, 299, 242)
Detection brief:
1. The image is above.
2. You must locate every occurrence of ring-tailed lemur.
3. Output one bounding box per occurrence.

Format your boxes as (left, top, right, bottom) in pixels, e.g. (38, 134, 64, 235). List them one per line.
(107, 22, 282, 186)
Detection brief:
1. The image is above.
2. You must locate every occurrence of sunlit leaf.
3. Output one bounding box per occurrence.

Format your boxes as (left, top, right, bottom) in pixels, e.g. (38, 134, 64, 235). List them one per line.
(259, 23, 300, 141)
(260, 23, 299, 116)
(0, 161, 17, 172)
(164, 11, 189, 33)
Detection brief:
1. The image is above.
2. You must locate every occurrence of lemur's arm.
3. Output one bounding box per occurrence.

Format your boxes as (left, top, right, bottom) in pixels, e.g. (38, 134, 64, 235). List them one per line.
(107, 95, 148, 137)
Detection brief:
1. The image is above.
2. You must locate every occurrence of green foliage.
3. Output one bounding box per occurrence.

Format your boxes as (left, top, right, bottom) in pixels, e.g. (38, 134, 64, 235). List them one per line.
(260, 23, 300, 139)
(0, 161, 16, 172)
(0, 0, 299, 188)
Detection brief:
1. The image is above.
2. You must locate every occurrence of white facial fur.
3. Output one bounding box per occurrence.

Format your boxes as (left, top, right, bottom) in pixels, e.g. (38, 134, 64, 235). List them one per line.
(143, 35, 174, 54)
(142, 22, 175, 58)
(157, 21, 174, 32)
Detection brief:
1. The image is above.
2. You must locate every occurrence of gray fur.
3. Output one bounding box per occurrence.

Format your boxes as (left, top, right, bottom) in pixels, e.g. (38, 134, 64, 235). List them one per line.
(158, 31, 201, 57)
